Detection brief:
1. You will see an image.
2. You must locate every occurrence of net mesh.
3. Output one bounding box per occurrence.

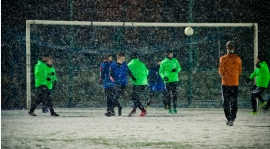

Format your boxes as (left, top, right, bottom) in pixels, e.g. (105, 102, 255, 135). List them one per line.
(30, 24, 255, 108)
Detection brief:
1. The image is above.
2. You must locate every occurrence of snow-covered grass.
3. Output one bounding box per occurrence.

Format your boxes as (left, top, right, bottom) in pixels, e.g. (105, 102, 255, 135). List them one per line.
(2, 108, 270, 149)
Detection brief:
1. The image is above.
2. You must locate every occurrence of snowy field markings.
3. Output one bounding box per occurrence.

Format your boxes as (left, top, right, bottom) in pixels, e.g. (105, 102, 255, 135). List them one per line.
(1, 108, 270, 149)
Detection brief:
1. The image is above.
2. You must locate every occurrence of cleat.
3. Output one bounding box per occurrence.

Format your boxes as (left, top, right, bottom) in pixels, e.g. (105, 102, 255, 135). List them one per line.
(140, 110, 147, 117)
(128, 109, 136, 117)
(173, 108, 177, 114)
(104, 111, 112, 117)
(259, 101, 267, 108)
(249, 111, 258, 115)
(51, 112, 59, 116)
(228, 121, 234, 126)
(118, 106, 122, 116)
(28, 111, 37, 116)
(226, 121, 229, 126)
(168, 109, 174, 114)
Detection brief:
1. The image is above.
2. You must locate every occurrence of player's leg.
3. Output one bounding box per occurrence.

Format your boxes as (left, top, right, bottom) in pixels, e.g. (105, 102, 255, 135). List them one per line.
(28, 85, 47, 116)
(147, 90, 154, 108)
(113, 86, 124, 116)
(230, 86, 238, 123)
(105, 88, 114, 117)
(136, 86, 147, 116)
(222, 85, 232, 124)
(254, 87, 266, 107)
(47, 89, 59, 116)
(164, 83, 171, 110)
(171, 82, 178, 113)
(262, 98, 270, 112)
(129, 85, 140, 117)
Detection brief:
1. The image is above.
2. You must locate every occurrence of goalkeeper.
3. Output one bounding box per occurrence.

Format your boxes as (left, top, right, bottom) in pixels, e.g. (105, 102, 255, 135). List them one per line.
(159, 50, 181, 114)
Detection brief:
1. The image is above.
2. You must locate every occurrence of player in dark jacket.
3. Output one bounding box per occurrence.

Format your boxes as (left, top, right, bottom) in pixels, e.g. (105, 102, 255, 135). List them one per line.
(147, 59, 167, 109)
(105, 52, 128, 117)
(100, 54, 116, 116)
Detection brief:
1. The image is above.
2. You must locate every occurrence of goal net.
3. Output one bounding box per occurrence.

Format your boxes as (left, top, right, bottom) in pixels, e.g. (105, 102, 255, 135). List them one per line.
(26, 21, 258, 109)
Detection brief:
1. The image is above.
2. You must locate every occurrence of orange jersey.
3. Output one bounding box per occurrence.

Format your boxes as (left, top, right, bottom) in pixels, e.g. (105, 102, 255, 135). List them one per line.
(219, 53, 242, 86)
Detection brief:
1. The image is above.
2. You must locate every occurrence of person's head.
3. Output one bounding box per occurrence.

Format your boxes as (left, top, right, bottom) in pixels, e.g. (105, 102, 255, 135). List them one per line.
(46, 57, 54, 66)
(40, 53, 49, 62)
(226, 41, 235, 53)
(257, 54, 266, 63)
(116, 51, 126, 63)
(104, 54, 113, 61)
(130, 52, 138, 59)
(166, 50, 173, 58)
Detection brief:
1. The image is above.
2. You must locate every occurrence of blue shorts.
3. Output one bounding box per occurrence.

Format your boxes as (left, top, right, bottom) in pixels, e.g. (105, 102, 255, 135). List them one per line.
(149, 84, 166, 92)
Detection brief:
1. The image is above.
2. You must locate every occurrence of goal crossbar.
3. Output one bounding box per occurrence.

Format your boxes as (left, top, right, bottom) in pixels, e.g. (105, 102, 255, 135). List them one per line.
(27, 20, 255, 27)
(25, 20, 258, 109)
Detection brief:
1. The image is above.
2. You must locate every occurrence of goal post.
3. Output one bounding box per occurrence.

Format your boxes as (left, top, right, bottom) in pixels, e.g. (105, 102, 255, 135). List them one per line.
(26, 20, 258, 109)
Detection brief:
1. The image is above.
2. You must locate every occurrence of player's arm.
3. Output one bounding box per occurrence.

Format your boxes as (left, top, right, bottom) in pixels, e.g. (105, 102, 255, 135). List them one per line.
(109, 65, 115, 82)
(218, 57, 224, 76)
(99, 65, 104, 83)
(238, 58, 242, 75)
(249, 68, 260, 79)
(127, 66, 136, 81)
(175, 59, 181, 73)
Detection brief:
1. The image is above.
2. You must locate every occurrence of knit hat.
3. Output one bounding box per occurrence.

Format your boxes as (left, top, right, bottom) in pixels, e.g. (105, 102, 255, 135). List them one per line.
(166, 50, 173, 55)
(130, 52, 138, 59)
(258, 54, 266, 62)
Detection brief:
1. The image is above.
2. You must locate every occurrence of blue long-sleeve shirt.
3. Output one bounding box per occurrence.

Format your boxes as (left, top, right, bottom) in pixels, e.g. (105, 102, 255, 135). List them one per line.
(109, 62, 128, 86)
(100, 60, 114, 89)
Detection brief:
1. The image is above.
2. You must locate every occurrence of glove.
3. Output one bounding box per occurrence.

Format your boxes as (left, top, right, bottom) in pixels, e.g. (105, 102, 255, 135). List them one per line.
(256, 63, 261, 68)
(51, 72, 55, 75)
(172, 68, 177, 72)
(164, 77, 169, 81)
(246, 77, 251, 83)
(131, 76, 137, 82)
(46, 77, 51, 81)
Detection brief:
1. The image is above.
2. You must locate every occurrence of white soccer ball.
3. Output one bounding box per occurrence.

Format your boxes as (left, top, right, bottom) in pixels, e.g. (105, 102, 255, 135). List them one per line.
(184, 27, 194, 36)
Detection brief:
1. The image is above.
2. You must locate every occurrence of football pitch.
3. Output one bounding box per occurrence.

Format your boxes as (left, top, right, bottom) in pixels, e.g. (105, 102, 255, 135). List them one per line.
(2, 108, 270, 149)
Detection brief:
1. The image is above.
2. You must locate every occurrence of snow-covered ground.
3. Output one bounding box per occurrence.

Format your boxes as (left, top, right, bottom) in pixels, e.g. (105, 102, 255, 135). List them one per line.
(2, 108, 270, 149)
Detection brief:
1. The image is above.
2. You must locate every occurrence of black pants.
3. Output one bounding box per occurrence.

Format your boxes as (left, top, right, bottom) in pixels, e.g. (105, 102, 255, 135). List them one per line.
(30, 85, 54, 113)
(250, 85, 266, 112)
(147, 90, 167, 107)
(106, 84, 124, 112)
(164, 82, 178, 109)
(266, 98, 270, 110)
(222, 85, 238, 121)
(42, 90, 52, 111)
(131, 85, 147, 110)
(105, 88, 117, 112)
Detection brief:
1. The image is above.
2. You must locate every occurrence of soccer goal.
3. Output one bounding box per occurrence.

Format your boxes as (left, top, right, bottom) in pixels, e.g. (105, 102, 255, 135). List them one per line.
(26, 20, 258, 109)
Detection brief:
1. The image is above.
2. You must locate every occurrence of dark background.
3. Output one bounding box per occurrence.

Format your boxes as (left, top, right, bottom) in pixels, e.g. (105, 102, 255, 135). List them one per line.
(1, 0, 270, 109)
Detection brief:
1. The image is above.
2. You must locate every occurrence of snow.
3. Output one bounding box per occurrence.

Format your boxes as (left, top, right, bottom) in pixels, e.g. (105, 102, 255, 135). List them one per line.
(2, 108, 270, 148)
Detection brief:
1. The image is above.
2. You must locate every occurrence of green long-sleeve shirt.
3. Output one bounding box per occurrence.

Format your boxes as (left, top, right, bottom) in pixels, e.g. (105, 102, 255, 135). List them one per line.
(249, 61, 270, 88)
(128, 59, 149, 85)
(34, 60, 48, 88)
(46, 66, 58, 90)
(159, 57, 181, 83)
